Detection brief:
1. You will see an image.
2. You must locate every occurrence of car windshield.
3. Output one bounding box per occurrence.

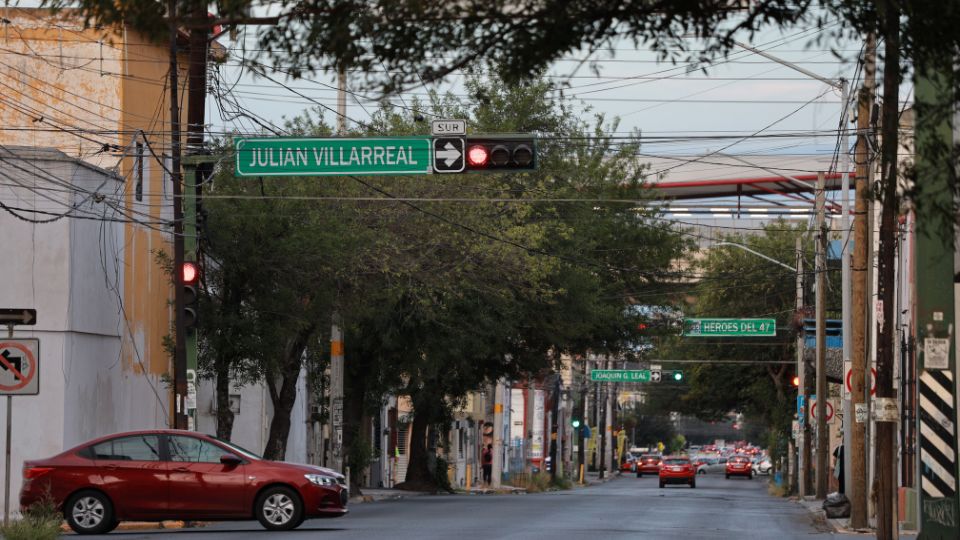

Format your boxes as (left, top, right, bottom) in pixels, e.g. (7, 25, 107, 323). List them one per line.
(664, 459, 689, 465)
(212, 436, 262, 460)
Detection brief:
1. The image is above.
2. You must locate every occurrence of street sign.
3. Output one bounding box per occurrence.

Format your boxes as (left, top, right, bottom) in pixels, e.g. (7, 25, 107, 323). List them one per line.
(683, 318, 776, 337)
(0, 339, 39, 395)
(810, 398, 834, 422)
(431, 119, 467, 136)
(590, 369, 651, 383)
(432, 137, 465, 173)
(234, 137, 433, 177)
(650, 370, 662, 383)
(845, 366, 877, 396)
(0, 309, 36, 326)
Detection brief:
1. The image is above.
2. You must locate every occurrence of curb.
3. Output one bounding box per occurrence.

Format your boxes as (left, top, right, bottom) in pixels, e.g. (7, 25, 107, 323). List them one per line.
(60, 520, 194, 533)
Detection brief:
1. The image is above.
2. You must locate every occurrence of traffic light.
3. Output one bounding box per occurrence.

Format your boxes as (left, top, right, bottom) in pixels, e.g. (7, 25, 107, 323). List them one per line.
(464, 137, 536, 172)
(671, 370, 683, 382)
(182, 261, 199, 331)
(571, 418, 581, 429)
(792, 375, 800, 388)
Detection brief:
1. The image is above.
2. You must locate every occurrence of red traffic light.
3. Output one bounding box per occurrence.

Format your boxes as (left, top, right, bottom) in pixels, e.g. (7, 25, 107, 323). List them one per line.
(182, 261, 199, 284)
(464, 137, 537, 172)
(791, 375, 800, 387)
(467, 145, 490, 167)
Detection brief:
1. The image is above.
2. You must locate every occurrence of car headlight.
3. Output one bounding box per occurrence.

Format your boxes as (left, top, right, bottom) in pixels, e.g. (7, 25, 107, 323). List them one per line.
(305, 474, 338, 486)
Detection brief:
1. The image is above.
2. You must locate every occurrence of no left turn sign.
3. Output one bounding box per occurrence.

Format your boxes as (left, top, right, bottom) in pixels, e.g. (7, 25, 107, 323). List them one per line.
(0, 339, 40, 395)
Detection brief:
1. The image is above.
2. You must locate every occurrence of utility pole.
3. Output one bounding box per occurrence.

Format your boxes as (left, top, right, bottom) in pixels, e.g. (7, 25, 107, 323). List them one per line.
(815, 172, 828, 499)
(874, 2, 902, 536)
(849, 30, 876, 530)
(794, 236, 804, 495)
(492, 379, 504, 489)
(598, 359, 607, 479)
(167, 0, 187, 431)
(329, 316, 344, 473)
(550, 375, 560, 481)
(337, 66, 347, 133)
(578, 362, 586, 477)
(799, 236, 812, 497)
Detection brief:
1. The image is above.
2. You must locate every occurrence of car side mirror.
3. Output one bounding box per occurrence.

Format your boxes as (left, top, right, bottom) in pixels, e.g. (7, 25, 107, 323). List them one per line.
(220, 454, 242, 466)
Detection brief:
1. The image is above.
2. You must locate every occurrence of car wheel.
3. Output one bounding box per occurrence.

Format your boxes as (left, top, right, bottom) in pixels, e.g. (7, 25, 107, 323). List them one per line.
(659, 481, 665, 489)
(748, 473, 753, 480)
(697, 470, 705, 475)
(636, 472, 642, 478)
(690, 480, 696, 489)
(255, 486, 304, 531)
(65, 490, 115, 535)
(725, 474, 730, 479)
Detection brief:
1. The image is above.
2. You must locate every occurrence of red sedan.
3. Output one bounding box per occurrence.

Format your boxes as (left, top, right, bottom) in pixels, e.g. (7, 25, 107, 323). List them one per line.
(635, 454, 662, 477)
(725, 455, 754, 479)
(659, 457, 696, 488)
(20, 429, 348, 534)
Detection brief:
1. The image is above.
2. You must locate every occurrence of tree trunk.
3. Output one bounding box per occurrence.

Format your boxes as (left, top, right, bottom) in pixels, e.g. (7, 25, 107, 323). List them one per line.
(397, 406, 434, 490)
(342, 359, 367, 495)
(215, 356, 235, 440)
(263, 324, 317, 460)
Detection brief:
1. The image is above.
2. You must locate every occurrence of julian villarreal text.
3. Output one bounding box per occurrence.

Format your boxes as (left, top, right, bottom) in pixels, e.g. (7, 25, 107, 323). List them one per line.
(246, 144, 423, 168)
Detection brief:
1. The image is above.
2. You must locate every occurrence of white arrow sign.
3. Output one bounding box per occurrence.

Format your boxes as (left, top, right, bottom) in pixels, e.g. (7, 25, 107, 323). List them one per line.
(436, 142, 462, 167)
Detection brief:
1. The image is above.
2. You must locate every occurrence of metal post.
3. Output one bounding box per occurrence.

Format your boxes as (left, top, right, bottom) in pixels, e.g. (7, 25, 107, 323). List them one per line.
(795, 237, 804, 496)
(337, 66, 347, 134)
(492, 379, 504, 488)
(3, 324, 12, 525)
(816, 172, 829, 499)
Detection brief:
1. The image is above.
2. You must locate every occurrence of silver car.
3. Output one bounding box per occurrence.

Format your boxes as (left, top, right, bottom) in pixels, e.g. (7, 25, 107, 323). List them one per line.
(696, 456, 727, 475)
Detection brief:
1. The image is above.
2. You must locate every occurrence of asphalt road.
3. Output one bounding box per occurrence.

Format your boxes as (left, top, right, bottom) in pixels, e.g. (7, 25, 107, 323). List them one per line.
(70, 474, 833, 539)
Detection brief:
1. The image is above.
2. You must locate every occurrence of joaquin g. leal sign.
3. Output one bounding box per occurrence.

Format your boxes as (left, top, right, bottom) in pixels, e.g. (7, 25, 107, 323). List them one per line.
(235, 137, 433, 177)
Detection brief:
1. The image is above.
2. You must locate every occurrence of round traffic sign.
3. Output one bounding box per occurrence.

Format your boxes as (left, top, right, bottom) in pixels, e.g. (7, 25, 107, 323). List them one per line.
(0, 341, 38, 393)
(845, 367, 877, 396)
(810, 399, 834, 422)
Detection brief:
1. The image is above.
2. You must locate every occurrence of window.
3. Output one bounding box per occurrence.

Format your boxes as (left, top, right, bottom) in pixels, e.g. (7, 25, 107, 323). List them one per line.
(91, 435, 161, 461)
(168, 436, 225, 463)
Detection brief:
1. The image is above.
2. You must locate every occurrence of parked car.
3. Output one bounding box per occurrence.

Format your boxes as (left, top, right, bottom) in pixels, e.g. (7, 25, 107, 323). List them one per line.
(659, 457, 696, 488)
(753, 457, 773, 475)
(725, 455, 754, 479)
(696, 456, 727, 475)
(620, 452, 637, 472)
(635, 454, 662, 477)
(20, 429, 348, 534)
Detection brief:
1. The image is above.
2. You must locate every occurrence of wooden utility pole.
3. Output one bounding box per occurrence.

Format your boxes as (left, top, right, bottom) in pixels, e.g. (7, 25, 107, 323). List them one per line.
(815, 172, 828, 499)
(794, 236, 804, 496)
(168, 0, 187, 430)
(799, 237, 812, 497)
(849, 30, 876, 530)
(874, 2, 902, 537)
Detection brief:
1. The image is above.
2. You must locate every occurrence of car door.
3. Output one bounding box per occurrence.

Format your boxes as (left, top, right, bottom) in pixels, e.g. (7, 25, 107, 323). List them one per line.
(90, 434, 167, 518)
(165, 435, 248, 518)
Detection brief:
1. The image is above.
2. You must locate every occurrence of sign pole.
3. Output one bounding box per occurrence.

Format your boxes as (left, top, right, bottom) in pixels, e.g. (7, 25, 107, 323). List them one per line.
(4, 323, 12, 526)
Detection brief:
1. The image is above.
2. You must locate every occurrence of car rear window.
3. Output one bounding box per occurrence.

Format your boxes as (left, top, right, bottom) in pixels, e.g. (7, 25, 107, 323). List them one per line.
(663, 459, 689, 465)
(731, 457, 749, 463)
(641, 455, 659, 461)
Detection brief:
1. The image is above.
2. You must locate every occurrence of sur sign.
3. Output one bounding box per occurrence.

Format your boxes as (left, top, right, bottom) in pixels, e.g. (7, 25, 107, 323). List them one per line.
(0, 339, 40, 396)
(683, 318, 776, 337)
(235, 137, 433, 177)
(590, 369, 651, 383)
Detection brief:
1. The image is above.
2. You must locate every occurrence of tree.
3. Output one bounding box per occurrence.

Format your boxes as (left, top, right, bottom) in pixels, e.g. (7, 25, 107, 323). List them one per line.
(653, 221, 828, 463)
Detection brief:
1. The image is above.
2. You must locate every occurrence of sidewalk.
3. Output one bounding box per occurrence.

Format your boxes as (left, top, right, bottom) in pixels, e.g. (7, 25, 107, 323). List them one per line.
(793, 496, 918, 538)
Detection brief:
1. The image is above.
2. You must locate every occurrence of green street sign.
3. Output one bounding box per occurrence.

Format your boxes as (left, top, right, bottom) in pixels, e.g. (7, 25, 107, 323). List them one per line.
(235, 137, 433, 177)
(590, 370, 651, 383)
(683, 318, 777, 337)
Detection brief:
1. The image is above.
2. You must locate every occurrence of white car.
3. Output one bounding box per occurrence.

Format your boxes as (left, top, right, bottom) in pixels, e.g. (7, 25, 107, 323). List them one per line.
(753, 457, 773, 475)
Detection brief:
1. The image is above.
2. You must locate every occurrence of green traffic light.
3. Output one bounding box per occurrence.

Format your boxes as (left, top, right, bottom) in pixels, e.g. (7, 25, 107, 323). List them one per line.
(571, 419, 581, 428)
(673, 371, 683, 381)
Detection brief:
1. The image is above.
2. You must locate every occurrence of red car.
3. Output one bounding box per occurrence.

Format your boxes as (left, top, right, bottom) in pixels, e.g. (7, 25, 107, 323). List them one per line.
(725, 455, 754, 479)
(635, 454, 662, 477)
(20, 429, 348, 535)
(658, 457, 696, 488)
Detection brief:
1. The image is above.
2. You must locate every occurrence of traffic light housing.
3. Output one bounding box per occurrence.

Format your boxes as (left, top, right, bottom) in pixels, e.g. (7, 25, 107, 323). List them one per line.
(464, 137, 537, 172)
(182, 261, 199, 331)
